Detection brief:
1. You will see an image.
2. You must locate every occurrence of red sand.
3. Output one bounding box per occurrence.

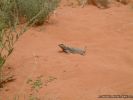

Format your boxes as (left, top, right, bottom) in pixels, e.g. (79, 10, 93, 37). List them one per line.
(0, 1, 133, 100)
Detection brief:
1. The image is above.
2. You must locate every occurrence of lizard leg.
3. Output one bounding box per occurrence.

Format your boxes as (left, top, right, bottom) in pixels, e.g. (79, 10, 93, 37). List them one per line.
(64, 50, 71, 54)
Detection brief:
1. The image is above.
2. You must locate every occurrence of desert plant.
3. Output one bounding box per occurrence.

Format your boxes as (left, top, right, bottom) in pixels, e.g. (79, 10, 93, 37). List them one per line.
(0, 0, 18, 86)
(0, 0, 60, 87)
(17, 0, 60, 25)
(27, 77, 43, 92)
(27, 76, 43, 100)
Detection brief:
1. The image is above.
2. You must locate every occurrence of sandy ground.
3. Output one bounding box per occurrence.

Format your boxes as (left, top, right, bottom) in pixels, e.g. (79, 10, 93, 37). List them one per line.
(0, 1, 133, 100)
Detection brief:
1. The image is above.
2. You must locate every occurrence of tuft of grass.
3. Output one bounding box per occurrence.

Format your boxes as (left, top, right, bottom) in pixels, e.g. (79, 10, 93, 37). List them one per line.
(27, 76, 43, 92)
(17, 0, 60, 25)
(29, 95, 40, 100)
(27, 76, 43, 100)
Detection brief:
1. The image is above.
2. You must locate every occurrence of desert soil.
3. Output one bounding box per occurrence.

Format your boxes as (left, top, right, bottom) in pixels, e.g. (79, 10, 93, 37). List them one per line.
(0, 0, 133, 100)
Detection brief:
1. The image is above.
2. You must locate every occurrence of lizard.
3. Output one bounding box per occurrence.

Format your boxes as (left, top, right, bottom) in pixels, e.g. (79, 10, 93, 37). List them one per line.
(58, 44, 86, 55)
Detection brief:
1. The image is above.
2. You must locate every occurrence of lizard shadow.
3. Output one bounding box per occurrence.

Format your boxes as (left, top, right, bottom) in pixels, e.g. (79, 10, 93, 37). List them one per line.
(58, 50, 70, 54)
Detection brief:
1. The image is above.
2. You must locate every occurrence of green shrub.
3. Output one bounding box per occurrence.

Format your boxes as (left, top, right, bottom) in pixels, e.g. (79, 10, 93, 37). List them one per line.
(0, 0, 17, 30)
(17, 0, 60, 25)
(0, 0, 60, 87)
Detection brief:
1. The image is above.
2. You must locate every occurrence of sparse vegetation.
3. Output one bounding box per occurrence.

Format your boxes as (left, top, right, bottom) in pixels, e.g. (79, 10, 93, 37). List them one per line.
(27, 76, 43, 92)
(17, 0, 60, 25)
(0, 0, 59, 88)
(27, 76, 43, 100)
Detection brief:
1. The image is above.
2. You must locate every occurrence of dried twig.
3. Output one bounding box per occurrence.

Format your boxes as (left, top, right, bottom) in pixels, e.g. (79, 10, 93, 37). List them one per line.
(0, 75, 15, 88)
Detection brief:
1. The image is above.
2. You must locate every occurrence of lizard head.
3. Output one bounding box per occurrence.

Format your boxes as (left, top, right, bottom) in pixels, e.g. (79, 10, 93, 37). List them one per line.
(58, 44, 65, 48)
(58, 44, 66, 52)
